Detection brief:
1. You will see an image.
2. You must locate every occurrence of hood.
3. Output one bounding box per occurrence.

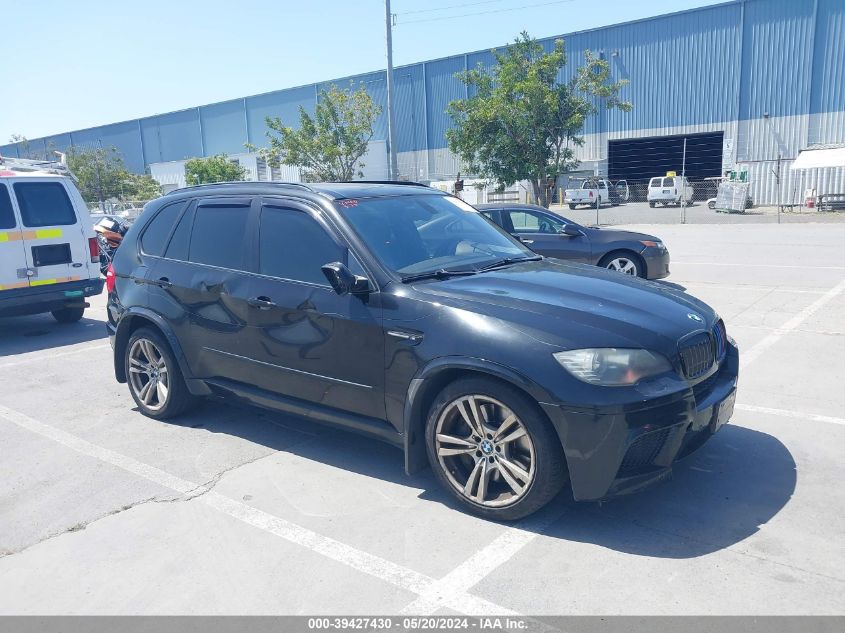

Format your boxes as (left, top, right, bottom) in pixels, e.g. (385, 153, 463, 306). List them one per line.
(411, 259, 715, 356)
(582, 227, 661, 243)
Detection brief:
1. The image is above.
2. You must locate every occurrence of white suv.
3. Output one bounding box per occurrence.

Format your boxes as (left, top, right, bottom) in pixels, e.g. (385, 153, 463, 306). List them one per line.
(647, 175, 694, 207)
(0, 157, 103, 322)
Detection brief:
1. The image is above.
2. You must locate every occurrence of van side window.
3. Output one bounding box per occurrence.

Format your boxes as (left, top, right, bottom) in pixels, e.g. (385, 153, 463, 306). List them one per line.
(258, 206, 343, 285)
(188, 203, 250, 270)
(649, 178, 661, 187)
(0, 185, 15, 229)
(141, 202, 184, 256)
(13, 182, 76, 227)
(663, 177, 675, 187)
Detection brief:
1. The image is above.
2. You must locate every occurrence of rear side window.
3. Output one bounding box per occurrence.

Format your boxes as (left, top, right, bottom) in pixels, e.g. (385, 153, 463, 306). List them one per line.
(188, 203, 250, 270)
(164, 206, 193, 261)
(259, 206, 343, 285)
(663, 177, 675, 187)
(649, 178, 661, 187)
(13, 182, 77, 227)
(141, 202, 183, 256)
(0, 185, 15, 229)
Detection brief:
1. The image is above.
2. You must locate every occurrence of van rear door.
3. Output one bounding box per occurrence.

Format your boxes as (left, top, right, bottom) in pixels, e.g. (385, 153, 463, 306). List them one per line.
(0, 182, 31, 292)
(11, 179, 89, 288)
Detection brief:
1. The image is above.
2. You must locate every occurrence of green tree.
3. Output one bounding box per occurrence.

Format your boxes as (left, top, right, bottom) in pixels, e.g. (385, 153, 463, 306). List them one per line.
(67, 146, 130, 205)
(8, 134, 32, 159)
(248, 84, 381, 182)
(184, 154, 247, 186)
(447, 33, 632, 208)
(123, 173, 162, 200)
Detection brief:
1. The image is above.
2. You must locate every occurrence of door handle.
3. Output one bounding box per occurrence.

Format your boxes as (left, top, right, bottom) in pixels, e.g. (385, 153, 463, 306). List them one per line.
(248, 296, 277, 310)
(156, 277, 172, 288)
(520, 238, 534, 244)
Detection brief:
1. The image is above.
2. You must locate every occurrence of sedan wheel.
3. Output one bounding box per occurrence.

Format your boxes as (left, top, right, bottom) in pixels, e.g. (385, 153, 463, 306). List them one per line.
(128, 338, 170, 412)
(435, 395, 537, 507)
(606, 256, 639, 276)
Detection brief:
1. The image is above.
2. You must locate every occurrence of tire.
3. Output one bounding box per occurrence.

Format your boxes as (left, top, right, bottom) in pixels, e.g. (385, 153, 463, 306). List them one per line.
(598, 250, 644, 278)
(648, 201, 655, 208)
(51, 306, 85, 323)
(708, 200, 716, 210)
(568, 203, 577, 210)
(425, 376, 567, 521)
(125, 327, 195, 419)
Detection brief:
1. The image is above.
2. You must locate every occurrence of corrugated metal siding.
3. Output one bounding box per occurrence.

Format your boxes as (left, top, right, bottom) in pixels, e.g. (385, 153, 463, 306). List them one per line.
(140, 109, 202, 164)
(425, 57, 466, 151)
(316, 71, 389, 145)
(200, 99, 248, 155)
(809, 0, 845, 144)
(245, 85, 315, 146)
(71, 121, 146, 173)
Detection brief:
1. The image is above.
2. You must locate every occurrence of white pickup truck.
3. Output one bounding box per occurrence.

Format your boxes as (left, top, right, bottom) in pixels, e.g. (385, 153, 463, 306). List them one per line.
(564, 178, 610, 209)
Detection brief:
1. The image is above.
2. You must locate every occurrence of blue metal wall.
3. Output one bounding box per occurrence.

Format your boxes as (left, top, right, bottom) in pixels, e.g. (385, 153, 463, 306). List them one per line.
(2, 0, 843, 171)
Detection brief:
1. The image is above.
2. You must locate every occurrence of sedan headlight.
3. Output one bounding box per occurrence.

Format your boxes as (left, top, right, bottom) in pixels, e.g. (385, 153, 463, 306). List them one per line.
(553, 348, 672, 386)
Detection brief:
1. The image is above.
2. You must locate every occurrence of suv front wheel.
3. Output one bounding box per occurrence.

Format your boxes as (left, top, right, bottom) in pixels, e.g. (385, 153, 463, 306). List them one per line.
(425, 377, 567, 520)
(125, 327, 195, 419)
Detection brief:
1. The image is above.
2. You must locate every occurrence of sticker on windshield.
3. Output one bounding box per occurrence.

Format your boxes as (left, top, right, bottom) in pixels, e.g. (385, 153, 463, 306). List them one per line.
(338, 199, 359, 208)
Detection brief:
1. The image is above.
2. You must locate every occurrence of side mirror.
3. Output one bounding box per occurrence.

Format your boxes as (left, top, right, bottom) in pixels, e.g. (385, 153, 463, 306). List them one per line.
(559, 224, 582, 236)
(321, 262, 369, 296)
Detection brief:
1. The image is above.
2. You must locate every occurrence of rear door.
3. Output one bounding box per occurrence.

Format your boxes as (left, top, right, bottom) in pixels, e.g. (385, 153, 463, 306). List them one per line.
(0, 182, 30, 292)
(504, 208, 591, 263)
(11, 179, 89, 288)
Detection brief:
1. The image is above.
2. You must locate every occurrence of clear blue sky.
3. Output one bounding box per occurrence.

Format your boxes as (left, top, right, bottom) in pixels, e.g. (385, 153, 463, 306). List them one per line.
(2, 0, 720, 142)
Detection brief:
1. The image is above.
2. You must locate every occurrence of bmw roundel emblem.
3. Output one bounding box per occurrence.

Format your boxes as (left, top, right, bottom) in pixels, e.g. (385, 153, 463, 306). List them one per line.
(687, 313, 704, 322)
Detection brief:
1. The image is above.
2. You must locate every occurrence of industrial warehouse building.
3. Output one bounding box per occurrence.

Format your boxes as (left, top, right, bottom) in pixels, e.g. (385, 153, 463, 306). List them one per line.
(2, 0, 844, 205)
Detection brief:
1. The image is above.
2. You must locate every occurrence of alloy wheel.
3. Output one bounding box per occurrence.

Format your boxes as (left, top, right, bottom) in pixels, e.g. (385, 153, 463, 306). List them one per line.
(435, 395, 536, 508)
(128, 338, 170, 411)
(606, 257, 638, 275)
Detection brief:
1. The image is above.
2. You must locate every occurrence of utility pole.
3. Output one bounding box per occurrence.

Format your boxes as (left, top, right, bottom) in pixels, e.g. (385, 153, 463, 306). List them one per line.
(776, 153, 782, 224)
(680, 138, 687, 223)
(384, 0, 399, 181)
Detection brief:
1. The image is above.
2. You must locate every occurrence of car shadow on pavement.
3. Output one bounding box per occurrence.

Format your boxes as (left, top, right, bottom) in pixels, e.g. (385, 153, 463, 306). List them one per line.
(0, 314, 106, 357)
(541, 424, 796, 558)
(162, 402, 795, 559)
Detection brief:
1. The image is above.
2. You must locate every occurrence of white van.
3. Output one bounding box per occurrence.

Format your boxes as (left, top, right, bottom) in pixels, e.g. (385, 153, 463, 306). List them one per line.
(0, 156, 103, 322)
(647, 175, 694, 207)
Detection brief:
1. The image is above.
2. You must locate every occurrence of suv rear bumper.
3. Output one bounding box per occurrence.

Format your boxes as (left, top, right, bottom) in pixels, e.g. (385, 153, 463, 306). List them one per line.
(0, 278, 103, 317)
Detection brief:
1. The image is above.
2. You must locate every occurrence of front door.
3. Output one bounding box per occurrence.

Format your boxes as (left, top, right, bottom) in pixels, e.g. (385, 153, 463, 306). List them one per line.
(504, 208, 591, 263)
(0, 183, 30, 292)
(11, 179, 89, 288)
(244, 201, 385, 421)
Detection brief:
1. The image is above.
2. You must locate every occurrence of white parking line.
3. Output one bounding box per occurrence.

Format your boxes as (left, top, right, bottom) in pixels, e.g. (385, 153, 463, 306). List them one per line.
(736, 403, 845, 427)
(400, 507, 566, 615)
(673, 261, 845, 271)
(739, 277, 845, 369)
(0, 403, 513, 616)
(0, 343, 109, 369)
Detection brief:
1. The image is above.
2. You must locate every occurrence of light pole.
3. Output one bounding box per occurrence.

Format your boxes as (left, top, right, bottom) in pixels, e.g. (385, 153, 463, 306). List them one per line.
(385, 0, 399, 180)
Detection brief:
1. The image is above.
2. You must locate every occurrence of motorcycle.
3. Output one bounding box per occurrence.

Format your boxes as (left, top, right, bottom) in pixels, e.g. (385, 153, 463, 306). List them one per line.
(93, 216, 130, 275)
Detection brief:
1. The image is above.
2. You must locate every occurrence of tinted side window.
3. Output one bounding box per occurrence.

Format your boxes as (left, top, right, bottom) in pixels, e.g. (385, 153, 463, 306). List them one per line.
(0, 185, 15, 229)
(663, 177, 675, 187)
(141, 202, 184, 256)
(13, 182, 76, 227)
(649, 178, 661, 187)
(164, 206, 193, 261)
(188, 203, 250, 270)
(259, 207, 343, 285)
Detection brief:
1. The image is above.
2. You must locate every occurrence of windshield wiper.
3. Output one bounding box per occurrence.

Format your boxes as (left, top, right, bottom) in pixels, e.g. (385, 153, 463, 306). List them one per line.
(478, 255, 543, 271)
(401, 268, 479, 283)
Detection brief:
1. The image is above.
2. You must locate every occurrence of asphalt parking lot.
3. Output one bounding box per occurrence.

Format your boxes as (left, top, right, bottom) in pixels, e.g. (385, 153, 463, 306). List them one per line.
(1, 222, 844, 616)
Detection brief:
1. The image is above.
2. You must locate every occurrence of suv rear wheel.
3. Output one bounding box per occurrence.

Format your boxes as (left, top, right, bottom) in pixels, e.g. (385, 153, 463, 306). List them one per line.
(125, 327, 195, 419)
(425, 377, 567, 520)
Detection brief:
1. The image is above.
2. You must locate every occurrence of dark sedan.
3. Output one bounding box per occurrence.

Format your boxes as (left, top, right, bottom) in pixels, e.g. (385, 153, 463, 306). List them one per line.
(478, 203, 670, 279)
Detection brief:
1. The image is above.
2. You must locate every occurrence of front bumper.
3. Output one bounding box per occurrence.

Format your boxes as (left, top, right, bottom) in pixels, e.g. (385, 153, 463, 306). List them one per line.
(0, 278, 104, 317)
(540, 343, 739, 501)
(641, 247, 671, 279)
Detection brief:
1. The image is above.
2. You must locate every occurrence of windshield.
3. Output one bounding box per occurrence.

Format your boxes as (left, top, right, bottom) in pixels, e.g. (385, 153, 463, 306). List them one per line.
(336, 194, 533, 276)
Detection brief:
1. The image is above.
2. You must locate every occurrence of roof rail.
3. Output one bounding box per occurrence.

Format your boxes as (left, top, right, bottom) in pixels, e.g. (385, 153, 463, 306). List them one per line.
(0, 152, 76, 180)
(165, 181, 316, 196)
(347, 180, 431, 187)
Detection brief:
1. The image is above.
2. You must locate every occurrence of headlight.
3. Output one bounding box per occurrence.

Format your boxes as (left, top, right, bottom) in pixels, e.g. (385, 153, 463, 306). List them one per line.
(553, 348, 672, 386)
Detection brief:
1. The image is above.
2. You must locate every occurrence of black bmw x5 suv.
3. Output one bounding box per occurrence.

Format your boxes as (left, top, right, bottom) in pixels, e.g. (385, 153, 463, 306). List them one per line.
(107, 181, 739, 520)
